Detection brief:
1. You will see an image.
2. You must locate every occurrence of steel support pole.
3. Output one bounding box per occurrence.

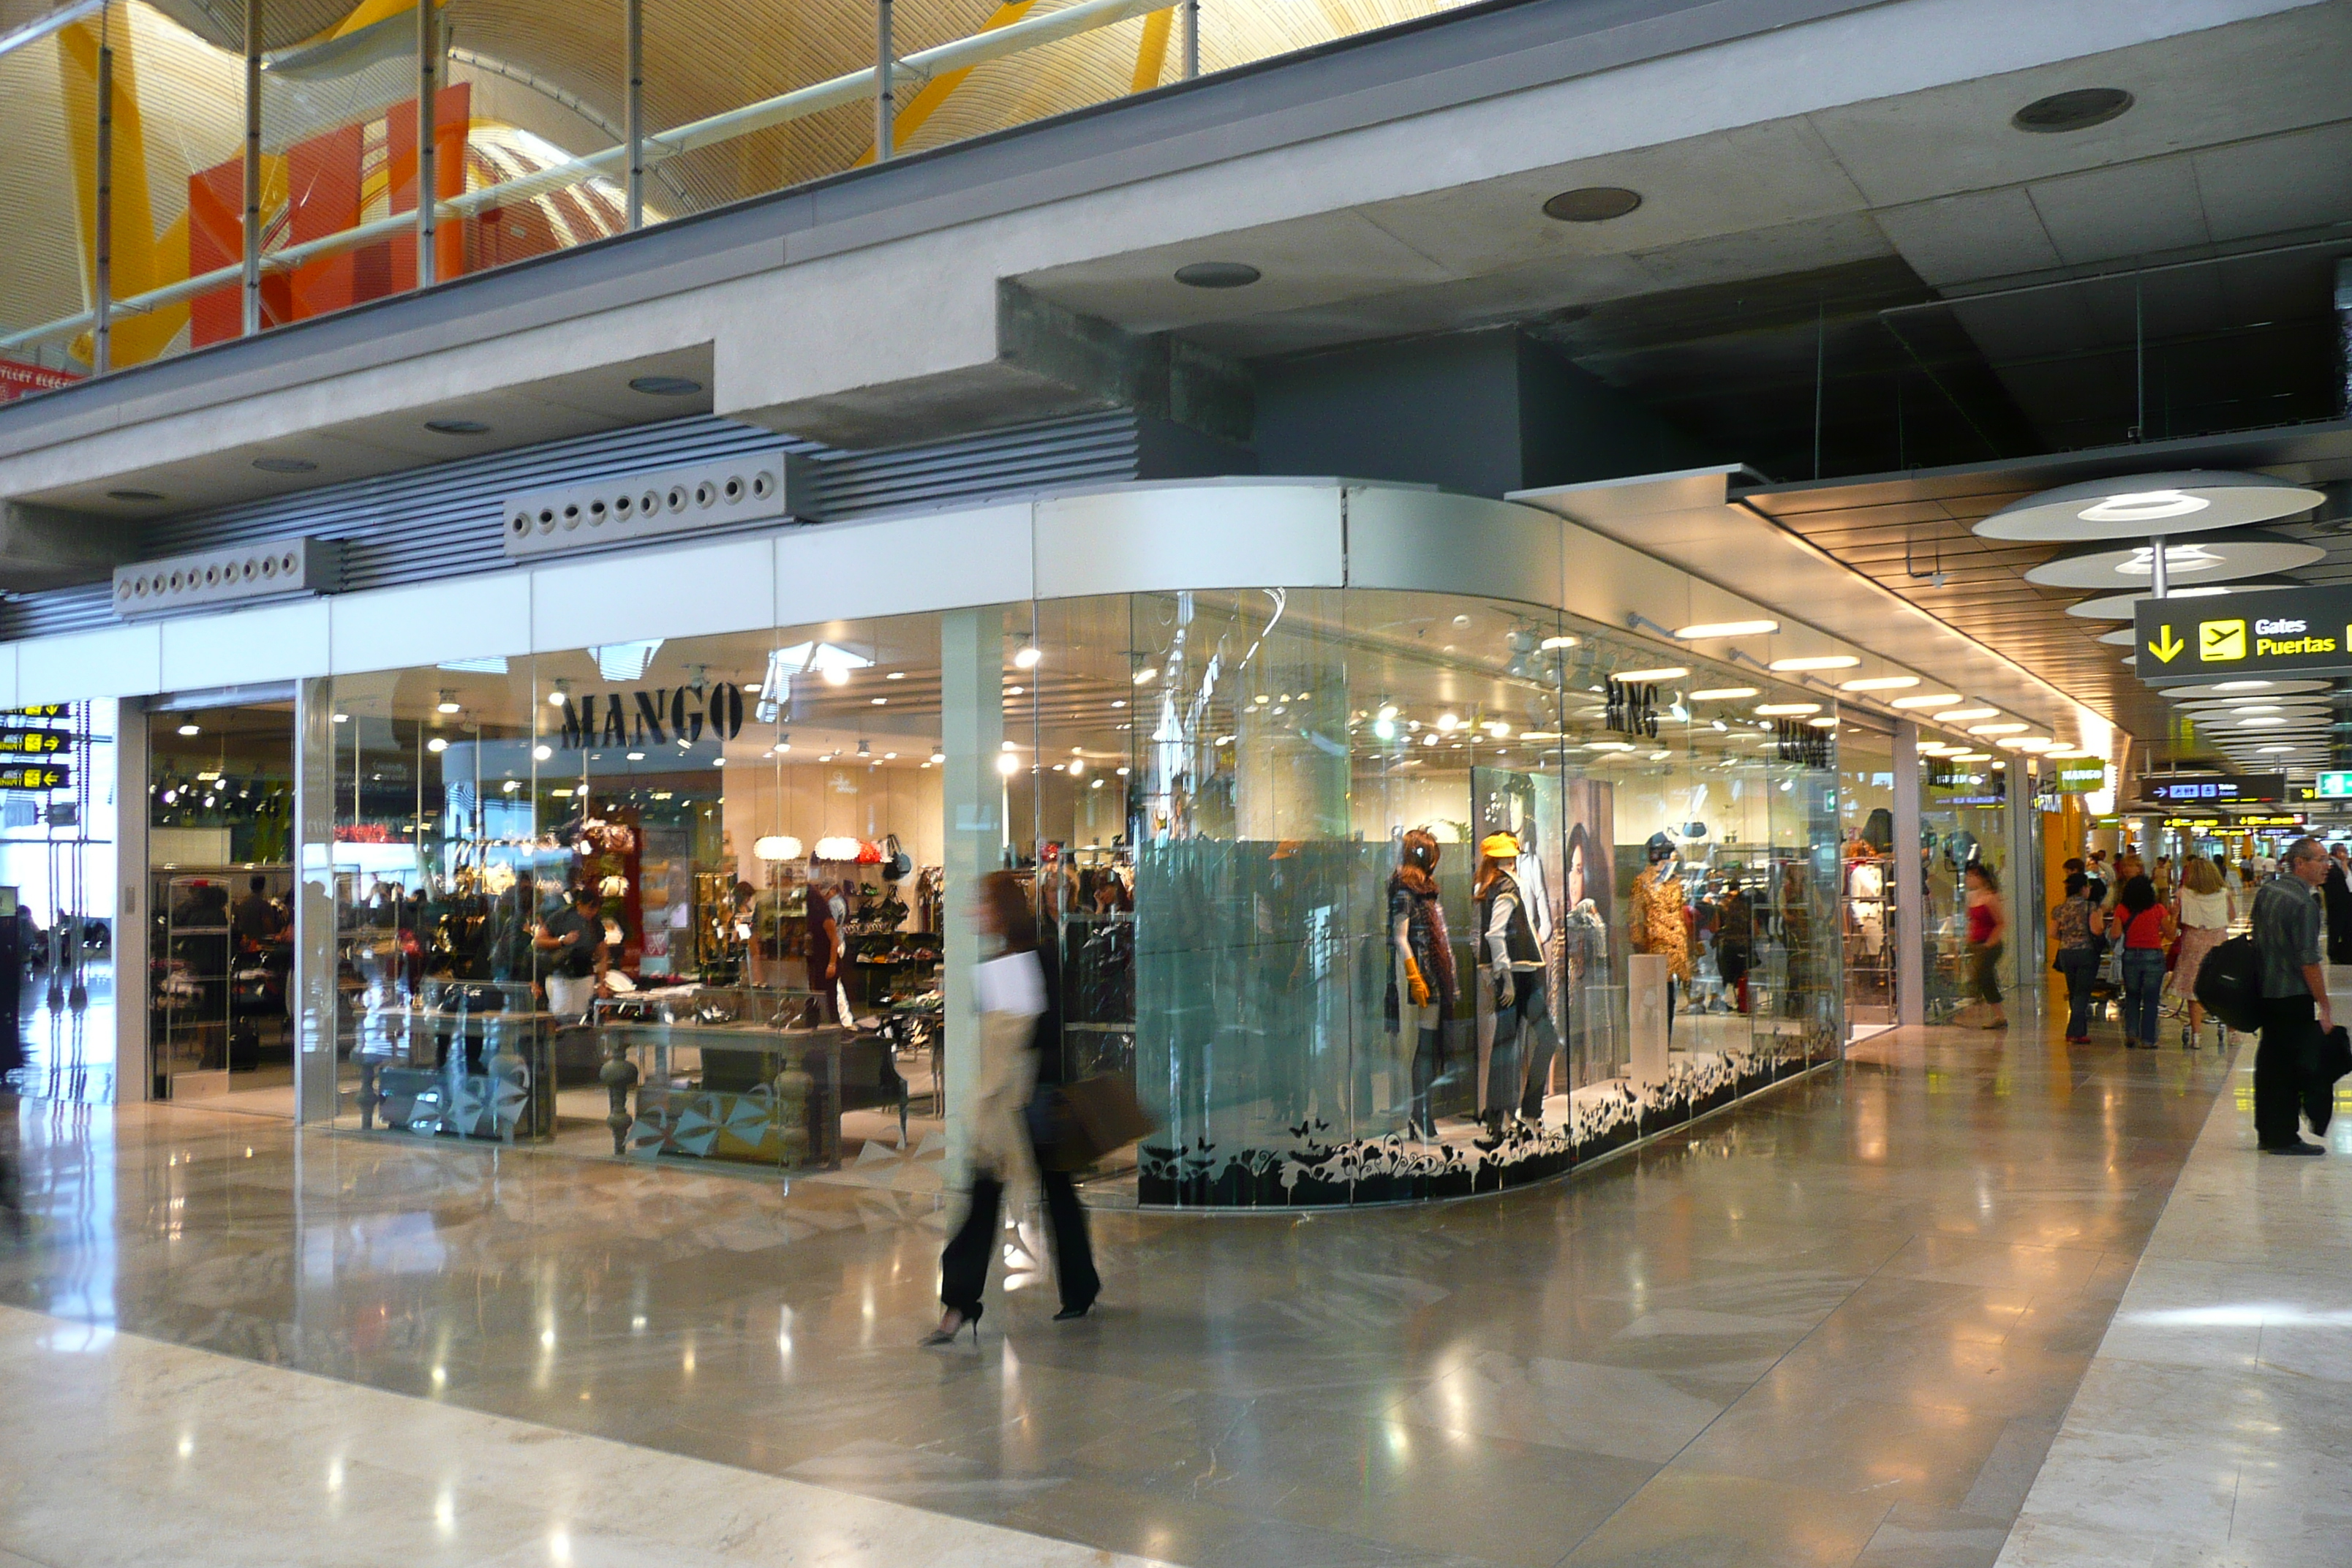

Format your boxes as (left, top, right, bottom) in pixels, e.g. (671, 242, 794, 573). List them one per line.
(415, 0, 437, 287)
(1182, 0, 1199, 78)
(242, 0, 262, 335)
(624, 0, 644, 228)
(875, 0, 894, 159)
(94, 39, 113, 375)
(2150, 532, 2168, 599)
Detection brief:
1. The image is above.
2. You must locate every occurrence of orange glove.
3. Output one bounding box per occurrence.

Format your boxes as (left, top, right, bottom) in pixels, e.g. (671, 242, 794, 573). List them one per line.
(1403, 957, 1431, 1006)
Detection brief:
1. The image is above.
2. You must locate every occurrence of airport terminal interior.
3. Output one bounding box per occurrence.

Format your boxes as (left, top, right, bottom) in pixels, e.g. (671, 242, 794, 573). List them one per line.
(1, 0, 2351, 1562)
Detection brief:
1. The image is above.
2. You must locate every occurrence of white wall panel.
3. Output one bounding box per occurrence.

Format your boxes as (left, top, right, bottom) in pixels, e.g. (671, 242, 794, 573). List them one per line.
(0, 644, 19, 708)
(1035, 480, 1344, 600)
(775, 504, 1034, 629)
(1345, 487, 1563, 607)
(332, 571, 532, 676)
(529, 535, 777, 655)
(19, 623, 162, 704)
(159, 600, 331, 691)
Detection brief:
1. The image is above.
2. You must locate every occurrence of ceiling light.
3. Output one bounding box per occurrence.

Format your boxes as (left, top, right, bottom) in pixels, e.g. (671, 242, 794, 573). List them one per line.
(1689, 687, 1760, 701)
(1436, 713, 1460, 732)
(2023, 530, 2322, 589)
(1539, 636, 1579, 650)
(1672, 619, 1779, 639)
(1952, 751, 1993, 762)
(2242, 717, 2290, 728)
(435, 692, 460, 714)
(1615, 667, 1688, 682)
(1767, 655, 1861, 671)
(1807, 716, 1839, 728)
(425, 418, 490, 435)
(822, 665, 850, 687)
(2216, 681, 2276, 690)
(628, 375, 703, 396)
(532, 744, 552, 761)
(426, 736, 448, 753)
(2011, 86, 2135, 133)
(1935, 707, 1998, 723)
(1586, 741, 1637, 752)
(753, 836, 803, 862)
(1013, 644, 1042, 670)
(176, 723, 199, 736)
(1967, 723, 2027, 735)
(1542, 186, 1642, 222)
(1891, 693, 1966, 709)
(1132, 668, 1157, 685)
(331, 712, 348, 723)
(1174, 261, 1261, 289)
(1839, 676, 1921, 692)
(1754, 703, 1820, 716)
(886, 671, 905, 681)
(2257, 745, 2297, 754)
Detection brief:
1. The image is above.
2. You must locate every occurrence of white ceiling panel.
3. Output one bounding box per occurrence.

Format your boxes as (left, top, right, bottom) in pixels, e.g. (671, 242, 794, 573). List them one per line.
(1871, 187, 2061, 289)
(2192, 118, 2352, 241)
(2025, 155, 2213, 267)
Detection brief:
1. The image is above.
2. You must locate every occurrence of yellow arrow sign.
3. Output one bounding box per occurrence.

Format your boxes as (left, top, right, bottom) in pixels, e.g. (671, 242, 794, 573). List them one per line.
(2148, 625, 2185, 664)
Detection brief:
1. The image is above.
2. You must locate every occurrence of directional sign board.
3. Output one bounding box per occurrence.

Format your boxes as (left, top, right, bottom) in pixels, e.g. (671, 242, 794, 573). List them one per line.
(2143, 774, 2288, 806)
(2320, 771, 2352, 799)
(2136, 585, 2352, 687)
(0, 728, 67, 756)
(0, 764, 70, 791)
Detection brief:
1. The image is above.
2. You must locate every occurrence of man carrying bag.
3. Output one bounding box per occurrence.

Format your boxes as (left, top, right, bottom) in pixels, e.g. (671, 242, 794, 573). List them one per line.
(2249, 837, 2334, 1156)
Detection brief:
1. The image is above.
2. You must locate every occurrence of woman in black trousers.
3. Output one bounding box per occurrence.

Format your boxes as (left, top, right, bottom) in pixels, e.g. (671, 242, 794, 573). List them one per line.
(926, 872, 1098, 1343)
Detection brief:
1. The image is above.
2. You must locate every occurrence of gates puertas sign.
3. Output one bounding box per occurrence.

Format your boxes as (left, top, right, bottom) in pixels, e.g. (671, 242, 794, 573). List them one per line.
(2135, 585, 2352, 686)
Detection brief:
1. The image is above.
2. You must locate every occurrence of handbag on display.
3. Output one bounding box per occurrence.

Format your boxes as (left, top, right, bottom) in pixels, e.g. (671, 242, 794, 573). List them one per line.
(882, 834, 913, 881)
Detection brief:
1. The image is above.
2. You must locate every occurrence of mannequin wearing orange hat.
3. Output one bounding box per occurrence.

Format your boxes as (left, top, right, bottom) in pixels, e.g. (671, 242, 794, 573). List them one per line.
(1477, 832, 1561, 1141)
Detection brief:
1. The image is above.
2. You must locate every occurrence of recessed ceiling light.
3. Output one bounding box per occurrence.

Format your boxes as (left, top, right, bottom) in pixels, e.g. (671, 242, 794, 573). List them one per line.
(425, 418, 490, 435)
(2011, 86, 2135, 134)
(107, 488, 165, 502)
(1542, 186, 1642, 222)
(1174, 261, 1261, 289)
(627, 375, 704, 396)
(252, 456, 316, 473)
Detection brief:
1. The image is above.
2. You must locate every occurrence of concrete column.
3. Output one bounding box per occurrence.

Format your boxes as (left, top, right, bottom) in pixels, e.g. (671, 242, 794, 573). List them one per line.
(2008, 762, 2044, 995)
(114, 701, 148, 1098)
(293, 676, 338, 1124)
(1891, 720, 1924, 1029)
(940, 606, 1005, 1166)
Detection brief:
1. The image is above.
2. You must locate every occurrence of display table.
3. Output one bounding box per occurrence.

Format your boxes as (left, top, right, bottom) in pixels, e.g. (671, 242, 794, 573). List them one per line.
(356, 990, 560, 1144)
(592, 987, 912, 1169)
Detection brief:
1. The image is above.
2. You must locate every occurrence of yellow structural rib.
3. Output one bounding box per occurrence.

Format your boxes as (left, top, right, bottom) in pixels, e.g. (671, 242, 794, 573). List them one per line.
(853, 1, 1039, 168)
(1131, 7, 1172, 91)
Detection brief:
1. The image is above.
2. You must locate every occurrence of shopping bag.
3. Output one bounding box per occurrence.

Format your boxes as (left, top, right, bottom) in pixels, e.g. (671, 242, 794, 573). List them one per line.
(1028, 1074, 1156, 1172)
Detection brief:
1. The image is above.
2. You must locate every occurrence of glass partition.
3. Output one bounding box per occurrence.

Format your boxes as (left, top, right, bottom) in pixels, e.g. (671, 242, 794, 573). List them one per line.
(0, 701, 120, 1103)
(4, 2, 1493, 384)
(1838, 722, 1898, 1037)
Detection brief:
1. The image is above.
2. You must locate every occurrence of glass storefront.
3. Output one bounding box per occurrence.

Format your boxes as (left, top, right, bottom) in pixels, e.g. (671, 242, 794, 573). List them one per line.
(1918, 754, 2013, 1025)
(1838, 722, 1897, 1039)
(314, 587, 1847, 1207)
(0, 700, 120, 1103)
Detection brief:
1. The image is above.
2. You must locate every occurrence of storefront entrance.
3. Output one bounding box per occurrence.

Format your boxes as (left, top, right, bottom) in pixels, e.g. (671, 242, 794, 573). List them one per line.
(147, 698, 297, 1114)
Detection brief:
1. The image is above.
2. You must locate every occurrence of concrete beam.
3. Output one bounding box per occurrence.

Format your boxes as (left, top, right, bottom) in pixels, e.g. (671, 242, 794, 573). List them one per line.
(0, 503, 141, 592)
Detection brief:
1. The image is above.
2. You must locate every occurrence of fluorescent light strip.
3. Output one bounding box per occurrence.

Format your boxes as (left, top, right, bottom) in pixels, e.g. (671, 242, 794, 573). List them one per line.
(1673, 619, 1779, 639)
(1768, 655, 1862, 671)
(1891, 693, 1966, 709)
(1839, 676, 1921, 692)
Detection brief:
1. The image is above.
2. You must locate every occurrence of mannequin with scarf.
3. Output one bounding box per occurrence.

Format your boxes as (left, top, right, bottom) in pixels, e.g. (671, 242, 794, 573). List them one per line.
(1477, 832, 1564, 1139)
(1386, 829, 1458, 1142)
(1631, 832, 1693, 1041)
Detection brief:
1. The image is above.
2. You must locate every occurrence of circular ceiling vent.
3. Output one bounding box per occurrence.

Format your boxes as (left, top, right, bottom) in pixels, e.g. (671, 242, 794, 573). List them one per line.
(2012, 88, 2134, 133)
(1174, 261, 1262, 289)
(425, 418, 490, 435)
(628, 375, 704, 396)
(106, 489, 163, 502)
(1542, 186, 1642, 222)
(252, 456, 317, 474)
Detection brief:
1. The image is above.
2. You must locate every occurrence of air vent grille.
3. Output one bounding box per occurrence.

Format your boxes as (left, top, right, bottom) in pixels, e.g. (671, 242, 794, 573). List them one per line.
(113, 538, 342, 619)
(502, 452, 811, 561)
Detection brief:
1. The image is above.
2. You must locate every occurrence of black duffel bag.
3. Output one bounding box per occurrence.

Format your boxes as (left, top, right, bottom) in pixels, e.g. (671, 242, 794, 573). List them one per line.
(2192, 934, 2264, 1034)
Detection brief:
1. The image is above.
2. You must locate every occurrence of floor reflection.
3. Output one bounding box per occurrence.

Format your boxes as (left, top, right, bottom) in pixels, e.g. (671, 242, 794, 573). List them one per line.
(0, 996, 2232, 1568)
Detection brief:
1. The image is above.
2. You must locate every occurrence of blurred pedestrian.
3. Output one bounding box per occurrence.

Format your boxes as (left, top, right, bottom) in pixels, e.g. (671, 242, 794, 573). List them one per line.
(2251, 837, 2332, 1156)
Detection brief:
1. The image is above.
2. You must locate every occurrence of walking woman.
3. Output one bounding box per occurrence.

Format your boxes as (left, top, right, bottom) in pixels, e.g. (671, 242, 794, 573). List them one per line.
(2048, 872, 2100, 1044)
(2105, 874, 2175, 1049)
(925, 872, 1098, 1345)
(1964, 862, 2008, 1030)
(2171, 855, 2233, 1049)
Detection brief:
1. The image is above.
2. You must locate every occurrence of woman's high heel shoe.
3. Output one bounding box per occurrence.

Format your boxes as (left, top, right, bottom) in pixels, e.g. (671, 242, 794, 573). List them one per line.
(920, 1309, 979, 1346)
(1053, 1303, 1093, 1322)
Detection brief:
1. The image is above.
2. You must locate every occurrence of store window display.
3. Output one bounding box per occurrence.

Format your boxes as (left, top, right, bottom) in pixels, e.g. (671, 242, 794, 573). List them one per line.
(1631, 832, 1692, 1035)
(1385, 829, 1456, 1142)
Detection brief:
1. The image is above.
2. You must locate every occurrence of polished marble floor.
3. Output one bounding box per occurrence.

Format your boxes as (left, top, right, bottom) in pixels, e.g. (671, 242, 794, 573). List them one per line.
(2000, 1038, 2352, 1567)
(0, 998, 2236, 1567)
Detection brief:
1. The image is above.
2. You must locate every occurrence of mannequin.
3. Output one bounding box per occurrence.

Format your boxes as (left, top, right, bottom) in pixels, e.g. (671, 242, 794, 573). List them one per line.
(1560, 823, 1609, 1085)
(1630, 832, 1693, 1041)
(1385, 829, 1457, 1142)
(1476, 832, 1564, 1139)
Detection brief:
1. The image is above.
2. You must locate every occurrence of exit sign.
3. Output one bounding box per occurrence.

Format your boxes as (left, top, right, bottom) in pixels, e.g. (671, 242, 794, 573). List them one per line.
(2318, 771, 2352, 799)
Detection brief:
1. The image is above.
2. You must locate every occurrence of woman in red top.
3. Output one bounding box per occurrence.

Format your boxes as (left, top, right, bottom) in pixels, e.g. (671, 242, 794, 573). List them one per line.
(1964, 863, 2009, 1030)
(2102, 873, 2176, 1049)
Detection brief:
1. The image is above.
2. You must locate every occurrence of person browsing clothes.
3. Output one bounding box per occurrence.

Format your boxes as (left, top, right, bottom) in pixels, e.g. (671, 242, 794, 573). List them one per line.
(534, 886, 608, 1019)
